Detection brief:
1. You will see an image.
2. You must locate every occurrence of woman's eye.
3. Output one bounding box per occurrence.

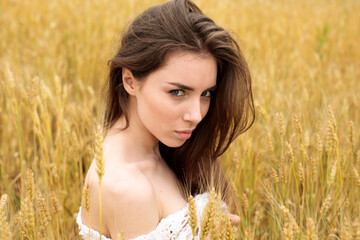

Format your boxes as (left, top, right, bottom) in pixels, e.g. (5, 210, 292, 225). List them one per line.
(169, 89, 185, 96)
(201, 90, 212, 97)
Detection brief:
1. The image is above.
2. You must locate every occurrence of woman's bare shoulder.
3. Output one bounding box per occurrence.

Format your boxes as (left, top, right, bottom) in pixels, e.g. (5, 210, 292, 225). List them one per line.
(82, 161, 160, 239)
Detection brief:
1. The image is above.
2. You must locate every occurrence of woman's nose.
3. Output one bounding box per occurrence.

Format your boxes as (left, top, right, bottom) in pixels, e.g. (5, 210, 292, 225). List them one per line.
(182, 99, 203, 124)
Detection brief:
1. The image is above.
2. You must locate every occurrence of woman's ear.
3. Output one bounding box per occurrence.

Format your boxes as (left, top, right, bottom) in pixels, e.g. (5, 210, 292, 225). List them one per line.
(122, 68, 137, 96)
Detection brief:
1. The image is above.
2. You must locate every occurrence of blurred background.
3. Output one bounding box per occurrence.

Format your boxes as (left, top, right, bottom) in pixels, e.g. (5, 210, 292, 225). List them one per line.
(0, 0, 359, 239)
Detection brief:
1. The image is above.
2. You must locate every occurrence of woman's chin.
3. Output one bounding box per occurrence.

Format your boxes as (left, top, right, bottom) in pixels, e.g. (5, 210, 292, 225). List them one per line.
(161, 139, 187, 148)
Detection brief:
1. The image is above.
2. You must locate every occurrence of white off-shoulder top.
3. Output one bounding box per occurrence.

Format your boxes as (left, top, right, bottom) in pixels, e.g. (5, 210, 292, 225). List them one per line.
(76, 192, 228, 240)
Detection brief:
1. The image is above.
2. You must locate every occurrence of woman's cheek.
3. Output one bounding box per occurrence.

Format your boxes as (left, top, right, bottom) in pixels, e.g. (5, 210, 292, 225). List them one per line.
(139, 93, 174, 128)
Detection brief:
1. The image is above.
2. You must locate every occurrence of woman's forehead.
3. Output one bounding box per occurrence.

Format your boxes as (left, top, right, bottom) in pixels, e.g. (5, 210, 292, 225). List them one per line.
(151, 51, 217, 87)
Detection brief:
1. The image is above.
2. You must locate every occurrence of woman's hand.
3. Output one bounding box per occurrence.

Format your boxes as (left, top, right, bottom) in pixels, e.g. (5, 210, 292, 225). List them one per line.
(229, 213, 240, 225)
(229, 213, 240, 234)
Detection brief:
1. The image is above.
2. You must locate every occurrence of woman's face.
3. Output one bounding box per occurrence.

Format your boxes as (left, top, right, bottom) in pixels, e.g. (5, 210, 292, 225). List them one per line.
(133, 51, 217, 148)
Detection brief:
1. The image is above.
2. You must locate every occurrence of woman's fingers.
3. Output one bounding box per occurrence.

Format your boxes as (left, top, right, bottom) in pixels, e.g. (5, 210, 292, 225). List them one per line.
(229, 213, 240, 225)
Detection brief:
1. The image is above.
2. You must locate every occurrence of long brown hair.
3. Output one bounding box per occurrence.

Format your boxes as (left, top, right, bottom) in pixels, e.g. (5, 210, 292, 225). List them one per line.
(105, 0, 254, 205)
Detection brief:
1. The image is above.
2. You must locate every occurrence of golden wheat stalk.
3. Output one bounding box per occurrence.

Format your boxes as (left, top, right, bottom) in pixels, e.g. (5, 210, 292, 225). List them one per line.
(95, 124, 105, 239)
(26, 169, 35, 202)
(320, 194, 332, 218)
(306, 217, 318, 240)
(49, 191, 60, 239)
(15, 212, 29, 239)
(225, 214, 235, 240)
(280, 205, 300, 240)
(187, 195, 198, 240)
(36, 190, 52, 230)
(0, 194, 11, 240)
(82, 184, 91, 240)
(200, 188, 217, 240)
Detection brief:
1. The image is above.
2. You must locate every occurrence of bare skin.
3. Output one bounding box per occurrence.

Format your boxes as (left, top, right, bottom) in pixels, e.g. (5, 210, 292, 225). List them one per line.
(81, 51, 240, 239)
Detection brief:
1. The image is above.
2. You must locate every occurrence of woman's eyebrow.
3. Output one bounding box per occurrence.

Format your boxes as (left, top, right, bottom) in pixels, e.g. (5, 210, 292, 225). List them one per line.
(167, 82, 193, 90)
(167, 82, 217, 91)
(207, 85, 217, 91)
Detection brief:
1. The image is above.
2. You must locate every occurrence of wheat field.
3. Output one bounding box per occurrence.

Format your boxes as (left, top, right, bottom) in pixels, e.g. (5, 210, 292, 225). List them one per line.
(0, 0, 359, 239)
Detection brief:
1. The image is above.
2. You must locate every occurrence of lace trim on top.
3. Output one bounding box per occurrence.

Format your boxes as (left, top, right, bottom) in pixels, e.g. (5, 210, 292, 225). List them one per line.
(76, 191, 228, 240)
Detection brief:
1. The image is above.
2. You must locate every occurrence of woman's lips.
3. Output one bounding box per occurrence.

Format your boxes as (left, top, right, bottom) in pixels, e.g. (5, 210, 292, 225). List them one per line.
(175, 130, 193, 140)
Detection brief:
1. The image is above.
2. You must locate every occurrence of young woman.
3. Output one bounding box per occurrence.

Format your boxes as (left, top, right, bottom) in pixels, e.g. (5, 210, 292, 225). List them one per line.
(77, 0, 254, 239)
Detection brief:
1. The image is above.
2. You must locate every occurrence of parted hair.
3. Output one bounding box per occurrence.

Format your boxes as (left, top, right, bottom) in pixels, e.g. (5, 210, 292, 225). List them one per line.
(105, 0, 254, 202)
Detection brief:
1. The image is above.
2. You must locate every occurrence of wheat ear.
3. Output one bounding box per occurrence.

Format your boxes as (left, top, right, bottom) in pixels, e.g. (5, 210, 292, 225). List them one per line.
(0, 194, 11, 240)
(95, 125, 105, 239)
(188, 195, 198, 240)
(82, 184, 91, 240)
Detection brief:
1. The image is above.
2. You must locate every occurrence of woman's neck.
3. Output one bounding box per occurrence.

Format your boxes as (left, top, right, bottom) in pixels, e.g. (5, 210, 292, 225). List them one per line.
(106, 114, 161, 163)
